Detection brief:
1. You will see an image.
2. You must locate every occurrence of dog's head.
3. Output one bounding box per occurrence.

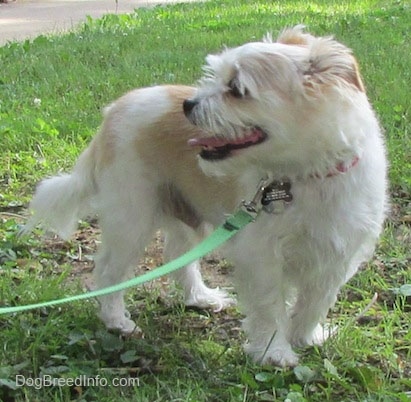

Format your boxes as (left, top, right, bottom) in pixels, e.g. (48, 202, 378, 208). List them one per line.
(184, 26, 368, 178)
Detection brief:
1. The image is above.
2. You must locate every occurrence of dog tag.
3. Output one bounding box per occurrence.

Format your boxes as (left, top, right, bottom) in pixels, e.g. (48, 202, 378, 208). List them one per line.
(261, 181, 293, 214)
(241, 178, 293, 217)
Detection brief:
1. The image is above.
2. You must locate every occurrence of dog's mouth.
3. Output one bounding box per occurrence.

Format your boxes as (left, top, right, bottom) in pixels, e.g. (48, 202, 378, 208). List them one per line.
(188, 127, 267, 160)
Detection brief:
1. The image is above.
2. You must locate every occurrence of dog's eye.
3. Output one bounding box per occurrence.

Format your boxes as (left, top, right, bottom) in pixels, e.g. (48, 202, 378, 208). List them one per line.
(228, 78, 248, 98)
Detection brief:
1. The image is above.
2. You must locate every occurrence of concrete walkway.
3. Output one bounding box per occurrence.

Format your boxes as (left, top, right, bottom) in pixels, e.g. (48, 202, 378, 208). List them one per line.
(0, 0, 193, 46)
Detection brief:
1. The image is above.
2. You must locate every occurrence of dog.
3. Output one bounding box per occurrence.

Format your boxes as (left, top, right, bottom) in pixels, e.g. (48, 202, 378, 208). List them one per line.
(25, 26, 387, 367)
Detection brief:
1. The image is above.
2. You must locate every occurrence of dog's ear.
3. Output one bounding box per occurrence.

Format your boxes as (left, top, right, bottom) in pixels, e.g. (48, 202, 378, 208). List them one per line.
(346, 58, 365, 92)
(276, 27, 364, 93)
(303, 37, 365, 93)
(276, 25, 315, 46)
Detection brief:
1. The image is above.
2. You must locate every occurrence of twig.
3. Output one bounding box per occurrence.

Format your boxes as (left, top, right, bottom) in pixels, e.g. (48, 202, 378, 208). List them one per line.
(356, 292, 379, 322)
(0, 212, 27, 220)
(260, 330, 277, 364)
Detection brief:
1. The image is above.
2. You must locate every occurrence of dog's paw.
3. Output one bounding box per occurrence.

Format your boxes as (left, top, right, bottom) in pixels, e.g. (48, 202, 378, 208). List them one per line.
(107, 318, 138, 334)
(294, 323, 338, 347)
(185, 286, 236, 312)
(262, 348, 299, 368)
(309, 323, 337, 345)
(100, 313, 139, 335)
(245, 340, 299, 368)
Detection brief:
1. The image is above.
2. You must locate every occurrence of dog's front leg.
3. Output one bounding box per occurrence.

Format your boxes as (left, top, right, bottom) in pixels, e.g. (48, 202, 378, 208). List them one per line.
(287, 263, 346, 348)
(242, 309, 299, 368)
(233, 255, 299, 368)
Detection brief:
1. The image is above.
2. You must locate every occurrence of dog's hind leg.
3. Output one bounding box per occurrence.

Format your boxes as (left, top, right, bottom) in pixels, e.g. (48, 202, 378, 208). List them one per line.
(94, 244, 140, 334)
(93, 182, 158, 334)
(163, 220, 235, 312)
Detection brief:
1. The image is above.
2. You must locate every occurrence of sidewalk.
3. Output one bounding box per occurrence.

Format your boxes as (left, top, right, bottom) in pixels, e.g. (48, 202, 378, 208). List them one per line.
(0, 0, 192, 46)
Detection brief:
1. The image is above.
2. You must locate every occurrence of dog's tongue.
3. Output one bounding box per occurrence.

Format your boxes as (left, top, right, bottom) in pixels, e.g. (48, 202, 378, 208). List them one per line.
(188, 129, 262, 148)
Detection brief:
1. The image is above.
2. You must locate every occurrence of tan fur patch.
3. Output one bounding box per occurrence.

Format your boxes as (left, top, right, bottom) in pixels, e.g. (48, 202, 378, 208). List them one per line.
(134, 85, 239, 224)
(159, 183, 202, 229)
(91, 125, 116, 171)
(350, 58, 365, 92)
(277, 27, 311, 46)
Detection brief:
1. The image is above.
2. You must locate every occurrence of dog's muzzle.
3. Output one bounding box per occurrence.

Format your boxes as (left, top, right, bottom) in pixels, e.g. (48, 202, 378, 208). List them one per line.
(183, 98, 198, 118)
(183, 98, 268, 161)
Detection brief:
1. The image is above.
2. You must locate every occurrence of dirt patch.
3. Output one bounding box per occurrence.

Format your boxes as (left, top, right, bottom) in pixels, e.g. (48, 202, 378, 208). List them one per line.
(44, 220, 235, 296)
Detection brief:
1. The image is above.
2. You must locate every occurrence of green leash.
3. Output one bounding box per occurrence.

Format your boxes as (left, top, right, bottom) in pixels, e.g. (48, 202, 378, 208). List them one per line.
(0, 210, 254, 315)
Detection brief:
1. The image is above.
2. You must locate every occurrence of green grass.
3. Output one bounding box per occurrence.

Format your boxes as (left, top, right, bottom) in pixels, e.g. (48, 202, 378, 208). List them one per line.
(0, 0, 410, 401)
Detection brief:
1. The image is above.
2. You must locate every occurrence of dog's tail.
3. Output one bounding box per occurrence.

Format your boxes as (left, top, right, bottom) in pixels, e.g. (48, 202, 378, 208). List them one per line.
(23, 142, 98, 240)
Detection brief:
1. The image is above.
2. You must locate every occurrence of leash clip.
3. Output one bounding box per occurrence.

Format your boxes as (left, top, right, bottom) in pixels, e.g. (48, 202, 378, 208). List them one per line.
(241, 177, 293, 217)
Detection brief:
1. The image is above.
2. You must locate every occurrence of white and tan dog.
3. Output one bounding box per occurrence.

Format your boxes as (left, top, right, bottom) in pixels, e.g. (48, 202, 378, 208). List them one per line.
(26, 27, 387, 367)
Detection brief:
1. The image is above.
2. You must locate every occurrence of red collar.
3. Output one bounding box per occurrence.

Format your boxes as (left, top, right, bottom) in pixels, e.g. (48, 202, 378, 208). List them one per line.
(326, 156, 360, 178)
(244, 157, 360, 215)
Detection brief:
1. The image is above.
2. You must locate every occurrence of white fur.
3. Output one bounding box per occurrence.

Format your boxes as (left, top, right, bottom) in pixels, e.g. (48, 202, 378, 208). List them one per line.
(25, 27, 387, 367)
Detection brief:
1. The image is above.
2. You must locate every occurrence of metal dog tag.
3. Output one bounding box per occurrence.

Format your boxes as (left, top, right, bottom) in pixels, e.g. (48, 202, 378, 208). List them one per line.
(261, 181, 293, 214)
(241, 178, 293, 217)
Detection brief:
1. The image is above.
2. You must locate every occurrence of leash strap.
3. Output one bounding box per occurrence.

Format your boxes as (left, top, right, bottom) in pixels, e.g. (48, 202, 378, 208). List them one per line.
(0, 210, 254, 315)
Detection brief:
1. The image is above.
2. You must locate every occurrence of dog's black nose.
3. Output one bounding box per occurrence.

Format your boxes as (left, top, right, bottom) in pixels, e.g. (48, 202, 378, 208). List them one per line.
(183, 99, 198, 116)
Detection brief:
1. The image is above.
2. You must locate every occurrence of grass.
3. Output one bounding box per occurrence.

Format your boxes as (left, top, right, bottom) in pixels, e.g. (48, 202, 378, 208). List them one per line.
(0, 0, 410, 400)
